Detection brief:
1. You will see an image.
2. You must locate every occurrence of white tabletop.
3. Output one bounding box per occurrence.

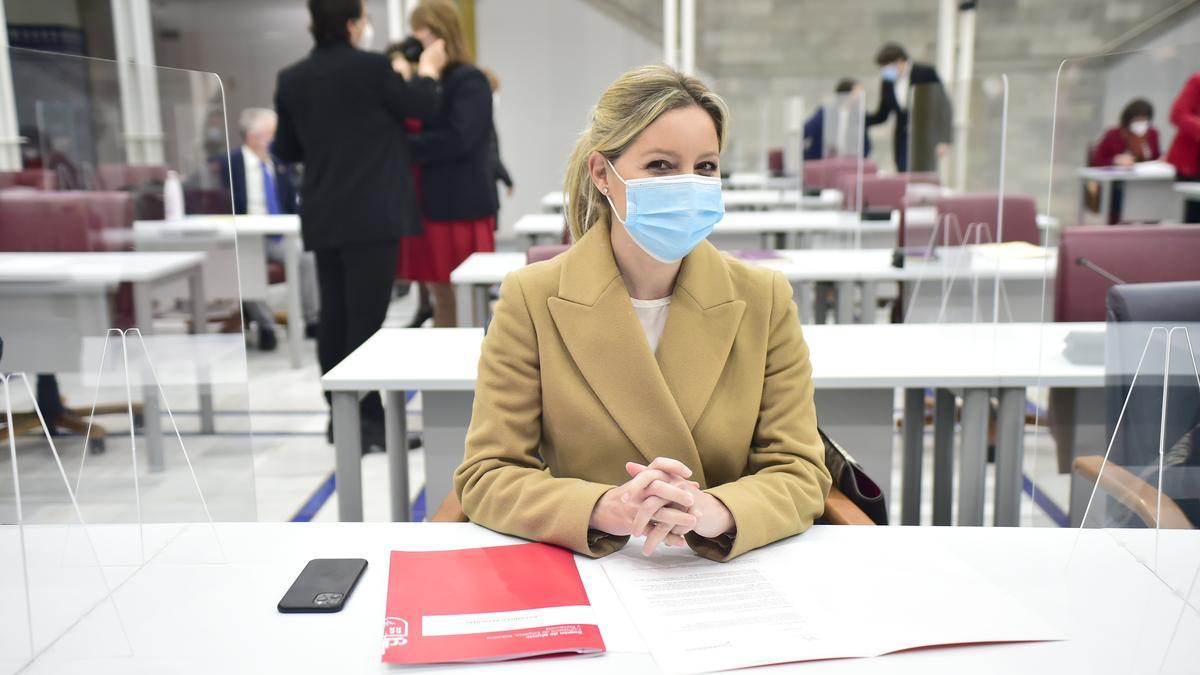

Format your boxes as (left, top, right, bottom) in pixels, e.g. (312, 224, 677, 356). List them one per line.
(1077, 162, 1177, 182)
(0, 251, 205, 285)
(321, 327, 484, 392)
(451, 246, 1056, 287)
(133, 213, 300, 237)
(1174, 182, 1200, 198)
(8, 522, 1193, 674)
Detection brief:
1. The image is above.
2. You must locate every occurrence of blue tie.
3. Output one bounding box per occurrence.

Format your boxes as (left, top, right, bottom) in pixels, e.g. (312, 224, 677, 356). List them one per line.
(261, 161, 281, 215)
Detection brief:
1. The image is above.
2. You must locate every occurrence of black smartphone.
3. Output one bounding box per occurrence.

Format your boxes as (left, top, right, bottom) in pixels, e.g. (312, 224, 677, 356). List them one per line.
(278, 558, 368, 613)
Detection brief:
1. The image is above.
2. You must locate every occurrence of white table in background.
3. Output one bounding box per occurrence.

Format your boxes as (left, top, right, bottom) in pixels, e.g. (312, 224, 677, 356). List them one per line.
(9, 522, 1193, 673)
(450, 246, 1056, 328)
(539, 189, 843, 213)
(320, 322, 1102, 529)
(723, 172, 807, 190)
(1077, 163, 1180, 224)
(133, 214, 305, 368)
(0, 251, 208, 469)
(1175, 182, 1200, 199)
(321, 328, 482, 522)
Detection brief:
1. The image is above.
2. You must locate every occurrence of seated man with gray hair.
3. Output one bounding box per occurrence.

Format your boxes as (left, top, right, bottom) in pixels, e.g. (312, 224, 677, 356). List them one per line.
(219, 107, 320, 350)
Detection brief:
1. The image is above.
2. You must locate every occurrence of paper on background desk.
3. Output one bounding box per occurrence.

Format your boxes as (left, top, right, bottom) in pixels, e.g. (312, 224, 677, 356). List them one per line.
(601, 538, 1065, 674)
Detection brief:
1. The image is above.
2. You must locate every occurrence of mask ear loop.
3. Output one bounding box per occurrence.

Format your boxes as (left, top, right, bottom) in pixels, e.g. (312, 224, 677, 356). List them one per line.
(603, 159, 628, 225)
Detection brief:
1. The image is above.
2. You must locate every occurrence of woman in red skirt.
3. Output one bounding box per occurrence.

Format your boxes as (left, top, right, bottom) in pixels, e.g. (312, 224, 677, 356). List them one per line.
(399, 0, 496, 327)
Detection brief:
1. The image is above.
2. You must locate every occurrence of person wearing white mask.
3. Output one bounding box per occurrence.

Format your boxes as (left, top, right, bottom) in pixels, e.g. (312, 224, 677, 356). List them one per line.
(1089, 98, 1162, 224)
(865, 42, 952, 172)
(273, 0, 446, 453)
(454, 65, 831, 562)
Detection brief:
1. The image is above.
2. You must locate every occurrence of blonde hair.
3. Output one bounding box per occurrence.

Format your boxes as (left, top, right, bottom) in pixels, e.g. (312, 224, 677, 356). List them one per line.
(563, 65, 729, 243)
(410, 0, 473, 66)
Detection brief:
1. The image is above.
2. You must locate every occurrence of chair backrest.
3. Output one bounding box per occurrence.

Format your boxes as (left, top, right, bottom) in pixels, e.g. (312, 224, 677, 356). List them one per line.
(932, 192, 1039, 247)
(97, 163, 169, 190)
(839, 174, 912, 211)
(0, 169, 58, 190)
(526, 244, 569, 265)
(0, 190, 133, 252)
(803, 157, 878, 190)
(1055, 225, 1200, 322)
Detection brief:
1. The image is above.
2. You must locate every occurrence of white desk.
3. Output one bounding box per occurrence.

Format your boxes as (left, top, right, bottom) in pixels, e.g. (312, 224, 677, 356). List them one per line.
(0, 252, 209, 469)
(321, 328, 483, 522)
(320, 322, 1100, 529)
(450, 246, 1056, 328)
(1175, 182, 1200, 199)
(7, 522, 1195, 673)
(539, 189, 843, 213)
(133, 214, 305, 368)
(1078, 164, 1180, 224)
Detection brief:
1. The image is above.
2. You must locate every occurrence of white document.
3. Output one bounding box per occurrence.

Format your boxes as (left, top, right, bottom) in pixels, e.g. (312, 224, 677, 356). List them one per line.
(602, 539, 1064, 674)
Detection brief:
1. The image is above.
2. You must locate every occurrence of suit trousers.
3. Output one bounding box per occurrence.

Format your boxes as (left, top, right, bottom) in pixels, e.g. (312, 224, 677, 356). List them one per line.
(315, 239, 399, 422)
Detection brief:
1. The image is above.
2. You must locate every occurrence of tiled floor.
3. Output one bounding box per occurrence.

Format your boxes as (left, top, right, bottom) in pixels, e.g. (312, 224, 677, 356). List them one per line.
(1, 276, 1075, 529)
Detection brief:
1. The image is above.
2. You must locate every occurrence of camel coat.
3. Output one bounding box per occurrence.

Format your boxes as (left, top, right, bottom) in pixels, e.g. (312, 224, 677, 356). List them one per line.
(453, 221, 830, 561)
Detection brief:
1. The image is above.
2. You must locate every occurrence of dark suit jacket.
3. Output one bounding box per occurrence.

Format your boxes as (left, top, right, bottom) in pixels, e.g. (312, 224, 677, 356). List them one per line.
(273, 42, 439, 250)
(219, 147, 298, 215)
(411, 63, 497, 221)
(865, 62, 952, 171)
(802, 106, 872, 160)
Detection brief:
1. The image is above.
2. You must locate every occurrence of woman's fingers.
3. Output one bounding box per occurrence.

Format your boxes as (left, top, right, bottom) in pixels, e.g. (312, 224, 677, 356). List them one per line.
(636, 503, 696, 537)
(643, 522, 673, 556)
(632, 495, 667, 536)
(646, 479, 694, 508)
(646, 457, 693, 478)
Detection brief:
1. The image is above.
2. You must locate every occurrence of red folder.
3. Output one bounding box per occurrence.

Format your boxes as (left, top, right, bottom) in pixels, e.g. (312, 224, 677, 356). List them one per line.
(381, 542, 605, 664)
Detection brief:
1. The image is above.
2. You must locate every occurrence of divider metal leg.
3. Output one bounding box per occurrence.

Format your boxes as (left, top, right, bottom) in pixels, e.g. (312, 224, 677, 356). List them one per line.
(421, 390, 474, 520)
(957, 388, 991, 526)
(332, 390, 363, 521)
(384, 390, 410, 522)
(994, 387, 1026, 526)
(932, 389, 956, 525)
(901, 388, 925, 525)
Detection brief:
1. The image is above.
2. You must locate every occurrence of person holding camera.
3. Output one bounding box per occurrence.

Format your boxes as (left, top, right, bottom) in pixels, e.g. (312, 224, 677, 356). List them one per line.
(396, 0, 498, 328)
(273, 0, 446, 451)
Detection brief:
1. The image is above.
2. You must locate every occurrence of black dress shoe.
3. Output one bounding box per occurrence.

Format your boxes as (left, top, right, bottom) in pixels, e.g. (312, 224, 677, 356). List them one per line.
(406, 307, 433, 328)
(258, 327, 278, 351)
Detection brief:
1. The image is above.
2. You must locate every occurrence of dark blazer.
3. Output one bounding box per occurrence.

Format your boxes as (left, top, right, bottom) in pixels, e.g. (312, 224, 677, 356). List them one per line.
(411, 63, 497, 221)
(219, 147, 298, 215)
(273, 42, 439, 251)
(802, 106, 872, 160)
(865, 62, 952, 171)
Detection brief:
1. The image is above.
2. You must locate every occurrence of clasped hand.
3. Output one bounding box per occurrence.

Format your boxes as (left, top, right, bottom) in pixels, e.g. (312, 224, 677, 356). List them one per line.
(588, 457, 734, 556)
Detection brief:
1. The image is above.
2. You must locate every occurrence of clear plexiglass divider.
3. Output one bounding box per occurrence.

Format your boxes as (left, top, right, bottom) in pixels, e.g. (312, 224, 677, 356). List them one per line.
(0, 48, 255, 671)
(1021, 42, 1200, 672)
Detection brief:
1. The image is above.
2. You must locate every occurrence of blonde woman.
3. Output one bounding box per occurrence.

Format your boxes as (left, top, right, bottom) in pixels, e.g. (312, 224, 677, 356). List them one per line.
(454, 65, 830, 562)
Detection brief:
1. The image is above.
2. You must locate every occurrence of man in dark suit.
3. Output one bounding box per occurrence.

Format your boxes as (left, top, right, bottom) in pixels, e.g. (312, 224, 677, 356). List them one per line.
(273, 0, 444, 450)
(865, 43, 952, 172)
(803, 78, 873, 160)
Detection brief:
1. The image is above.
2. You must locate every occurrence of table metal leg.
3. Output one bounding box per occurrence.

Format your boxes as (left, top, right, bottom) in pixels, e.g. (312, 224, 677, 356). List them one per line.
(384, 390, 410, 522)
(421, 390, 474, 520)
(332, 391, 363, 522)
(791, 282, 813, 325)
(132, 282, 164, 472)
(472, 284, 490, 329)
(901, 388, 925, 526)
(932, 388, 956, 525)
(957, 388, 990, 526)
(834, 281, 855, 323)
(994, 387, 1026, 527)
(186, 268, 215, 435)
(454, 283, 474, 327)
(860, 282, 878, 323)
(283, 234, 303, 369)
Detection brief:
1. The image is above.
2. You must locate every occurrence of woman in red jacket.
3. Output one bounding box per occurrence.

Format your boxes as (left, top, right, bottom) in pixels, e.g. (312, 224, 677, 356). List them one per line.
(1165, 72, 1200, 223)
(1089, 98, 1161, 224)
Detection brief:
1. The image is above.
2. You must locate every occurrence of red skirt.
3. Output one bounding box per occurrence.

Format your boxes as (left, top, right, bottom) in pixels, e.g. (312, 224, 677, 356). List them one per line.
(398, 216, 496, 283)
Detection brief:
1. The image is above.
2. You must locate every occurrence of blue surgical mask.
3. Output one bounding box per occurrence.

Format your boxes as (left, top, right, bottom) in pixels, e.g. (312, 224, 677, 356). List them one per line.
(881, 64, 898, 82)
(603, 159, 724, 263)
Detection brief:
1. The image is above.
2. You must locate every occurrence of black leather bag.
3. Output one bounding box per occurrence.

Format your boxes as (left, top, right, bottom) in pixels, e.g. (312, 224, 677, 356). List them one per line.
(819, 427, 889, 525)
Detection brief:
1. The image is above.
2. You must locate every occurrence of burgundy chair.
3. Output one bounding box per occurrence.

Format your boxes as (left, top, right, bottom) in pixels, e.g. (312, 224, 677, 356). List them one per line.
(839, 174, 928, 211)
(0, 169, 59, 191)
(97, 163, 169, 190)
(0, 190, 134, 253)
(803, 157, 878, 190)
(526, 244, 569, 265)
(1054, 225, 1200, 322)
(933, 193, 1040, 246)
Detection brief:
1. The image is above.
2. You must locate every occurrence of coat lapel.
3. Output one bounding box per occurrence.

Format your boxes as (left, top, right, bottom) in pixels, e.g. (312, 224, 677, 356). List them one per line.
(655, 241, 746, 431)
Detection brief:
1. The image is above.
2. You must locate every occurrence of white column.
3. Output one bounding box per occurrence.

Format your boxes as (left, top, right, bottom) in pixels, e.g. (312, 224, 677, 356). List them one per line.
(936, 0, 957, 98)
(663, 0, 678, 69)
(111, 0, 164, 165)
(952, 1, 976, 193)
(0, 0, 23, 169)
(387, 0, 408, 42)
(679, 0, 696, 76)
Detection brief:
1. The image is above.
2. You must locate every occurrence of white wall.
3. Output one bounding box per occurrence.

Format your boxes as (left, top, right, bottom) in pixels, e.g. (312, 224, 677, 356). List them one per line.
(1100, 8, 1200, 157)
(475, 0, 663, 236)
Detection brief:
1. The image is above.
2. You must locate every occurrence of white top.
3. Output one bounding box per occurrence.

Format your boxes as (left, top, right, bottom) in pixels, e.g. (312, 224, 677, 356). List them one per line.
(895, 69, 911, 110)
(240, 147, 276, 216)
(630, 296, 671, 353)
(9, 521, 1191, 674)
